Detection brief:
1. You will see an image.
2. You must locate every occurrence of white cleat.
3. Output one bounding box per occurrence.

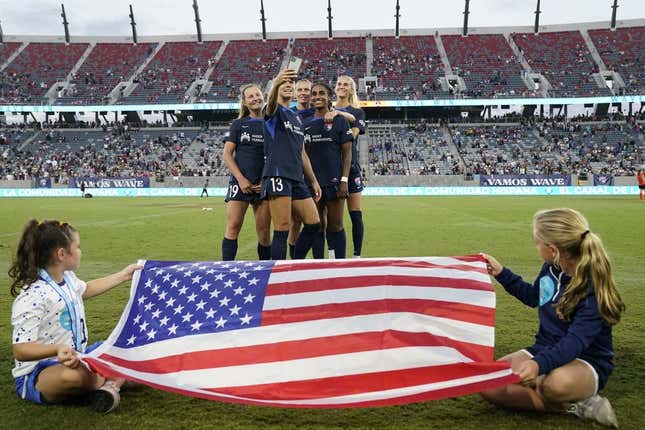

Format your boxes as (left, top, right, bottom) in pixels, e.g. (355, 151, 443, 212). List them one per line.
(567, 395, 618, 428)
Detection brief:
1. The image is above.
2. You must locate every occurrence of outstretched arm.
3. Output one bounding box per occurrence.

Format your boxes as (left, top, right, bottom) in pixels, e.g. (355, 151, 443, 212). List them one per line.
(83, 263, 141, 299)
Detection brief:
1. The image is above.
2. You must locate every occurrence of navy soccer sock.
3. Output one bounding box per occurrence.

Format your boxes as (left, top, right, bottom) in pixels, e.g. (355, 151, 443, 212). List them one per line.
(312, 231, 325, 259)
(326, 229, 347, 259)
(221, 237, 238, 261)
(349, 210, 364, 256)
(257, 242, 271, 260)
(270, 230, 289, 260)
(295, 223, 321, 259)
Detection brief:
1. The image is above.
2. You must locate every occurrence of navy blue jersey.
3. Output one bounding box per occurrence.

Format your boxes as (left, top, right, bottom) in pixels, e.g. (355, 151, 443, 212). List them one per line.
(496, 263, 615, 387)
(223, 117, 265, 184)
(263, 105, 305, 181)
(336, 106, 366, 173)
(295, 107, 315, 122)
(303, 115, 353, 186)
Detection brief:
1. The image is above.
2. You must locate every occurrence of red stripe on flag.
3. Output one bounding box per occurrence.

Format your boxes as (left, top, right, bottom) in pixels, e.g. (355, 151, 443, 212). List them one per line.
(271, 259, 488, 275)
(85, 357, 518, 408)
(206, 362, 512, 400)
(94, 330, 492, 375)
(266, 274, 492, 296)
(261, 298, 494, 326)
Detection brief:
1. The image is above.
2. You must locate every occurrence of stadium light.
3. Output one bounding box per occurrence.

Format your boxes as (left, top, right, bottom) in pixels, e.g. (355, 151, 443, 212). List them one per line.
(394, 0, 401, 39)
(260, 0, 267, 41)
(534, 0, 541, 34)
(129, 4, 137, 44)
(462, 0, 470, 37)
(60, 3, 70, 44)
(611, 0, 619, 29)
(327, 0, 333, 40)
(193, 0, 203, 43)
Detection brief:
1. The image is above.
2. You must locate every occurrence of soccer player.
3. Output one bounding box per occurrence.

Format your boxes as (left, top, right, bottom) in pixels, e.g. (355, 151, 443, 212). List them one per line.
(481, 208, 625, 428)
(303, 82, 353, 259)
(637, 169, 645, 201)
(221, 84, 271, 261)
(9, 219, 140, 413)
(262, 69, 321, 260)
(288, 79, 315, 259)
(334, 75, 367, 258)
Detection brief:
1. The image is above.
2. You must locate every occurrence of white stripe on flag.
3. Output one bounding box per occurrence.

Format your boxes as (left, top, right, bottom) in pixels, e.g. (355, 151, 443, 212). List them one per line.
(95, 312, 494, 361)
(88, 355, 513, 406)
(268, 266, 491, 284)
(274, 257, 486, 269)
(263, 285, 495, 310)
(100, 346, 472, 388)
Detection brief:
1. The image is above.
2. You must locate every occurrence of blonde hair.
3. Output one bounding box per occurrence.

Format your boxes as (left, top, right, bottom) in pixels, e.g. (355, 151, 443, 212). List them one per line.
(336, 75, 360, 108)
(237, 84, 263, 119)
(533, 208, 625, 326)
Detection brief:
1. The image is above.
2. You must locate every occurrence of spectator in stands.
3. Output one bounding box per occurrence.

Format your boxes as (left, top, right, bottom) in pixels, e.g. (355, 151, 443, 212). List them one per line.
(481, 208, 624, 428)
(221, 84, 271, 261)
(303, 82, 353, 259)
(334, 75, 367, 258)
(262, 68, 321, 260)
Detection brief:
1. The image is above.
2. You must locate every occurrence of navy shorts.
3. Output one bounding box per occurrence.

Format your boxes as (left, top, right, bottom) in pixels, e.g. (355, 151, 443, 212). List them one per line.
(224, 178, 263, 203)
(261, 177, 311, 200)
(348, 172, 364, 194)
(313, 184, 341, 203)
(14, 341, 103, 405)
(639, 184, 645, 190)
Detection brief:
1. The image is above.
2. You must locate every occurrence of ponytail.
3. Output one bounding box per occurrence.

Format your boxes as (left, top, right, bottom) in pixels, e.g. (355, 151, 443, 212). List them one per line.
(533, 208, 625, 326)
(563, 232, 625, 326)
(8, 219, 76, 297)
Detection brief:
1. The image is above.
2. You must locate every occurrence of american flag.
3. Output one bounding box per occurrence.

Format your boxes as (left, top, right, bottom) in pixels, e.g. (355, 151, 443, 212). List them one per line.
(83, 256, 518, 408)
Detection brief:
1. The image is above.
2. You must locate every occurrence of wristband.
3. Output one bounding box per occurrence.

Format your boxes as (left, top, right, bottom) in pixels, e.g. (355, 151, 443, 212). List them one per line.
(340, 176, 348, 183)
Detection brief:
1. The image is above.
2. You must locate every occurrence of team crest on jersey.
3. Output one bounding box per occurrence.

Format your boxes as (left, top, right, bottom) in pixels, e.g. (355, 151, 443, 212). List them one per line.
(346, 129, 353, 135)
(284, 121, 293, 131)
(240, 132, 251, 143)
(304, 134, 312, 144)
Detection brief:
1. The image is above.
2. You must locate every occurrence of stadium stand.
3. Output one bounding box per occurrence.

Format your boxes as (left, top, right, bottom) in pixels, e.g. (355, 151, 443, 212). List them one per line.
(57, 43, 157, 105)
(123, 41, 222, 104)
(291, 37, 367, 86)
(589, 26, 645, 95)
(206, 39, 286, 102)
(371, 36, 447, 100)
(1, 42, 89, 104)
(512, 31, 611, 97)
(442, 34, 531, 98)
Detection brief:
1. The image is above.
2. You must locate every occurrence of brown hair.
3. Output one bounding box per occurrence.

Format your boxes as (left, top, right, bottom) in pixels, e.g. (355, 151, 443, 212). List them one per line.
(8, 219, 76, 297)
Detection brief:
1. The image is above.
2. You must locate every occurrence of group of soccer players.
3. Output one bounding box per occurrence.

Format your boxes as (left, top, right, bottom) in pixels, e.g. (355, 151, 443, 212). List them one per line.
(220, 68, 367, 261)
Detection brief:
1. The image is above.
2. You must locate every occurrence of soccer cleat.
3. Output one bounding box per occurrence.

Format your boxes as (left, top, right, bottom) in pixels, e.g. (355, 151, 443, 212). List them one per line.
(88, 382, 121, 414)
(567, 395, 618, 428)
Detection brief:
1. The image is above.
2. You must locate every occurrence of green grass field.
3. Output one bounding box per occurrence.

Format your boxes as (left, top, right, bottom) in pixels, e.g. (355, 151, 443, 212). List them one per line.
(0, 196, 643, 430)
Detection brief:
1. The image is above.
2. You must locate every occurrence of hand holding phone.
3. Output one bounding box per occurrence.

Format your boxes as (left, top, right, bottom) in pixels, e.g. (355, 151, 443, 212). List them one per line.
(287, 56, 303, 75)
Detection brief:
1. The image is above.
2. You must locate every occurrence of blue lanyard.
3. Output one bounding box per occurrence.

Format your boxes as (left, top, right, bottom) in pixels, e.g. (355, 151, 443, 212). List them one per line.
(38, 269, 85, 352)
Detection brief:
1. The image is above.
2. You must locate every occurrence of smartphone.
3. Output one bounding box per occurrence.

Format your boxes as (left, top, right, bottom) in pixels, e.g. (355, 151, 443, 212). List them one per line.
(287, 56, 303, 75)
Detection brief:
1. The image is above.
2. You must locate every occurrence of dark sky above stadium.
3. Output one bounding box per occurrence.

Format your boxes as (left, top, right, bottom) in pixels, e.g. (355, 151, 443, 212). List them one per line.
(0, 0, 643, 36)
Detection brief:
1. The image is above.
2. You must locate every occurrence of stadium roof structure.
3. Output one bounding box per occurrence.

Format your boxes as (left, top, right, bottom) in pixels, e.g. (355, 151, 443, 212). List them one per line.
(1, 18, 644, 113)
